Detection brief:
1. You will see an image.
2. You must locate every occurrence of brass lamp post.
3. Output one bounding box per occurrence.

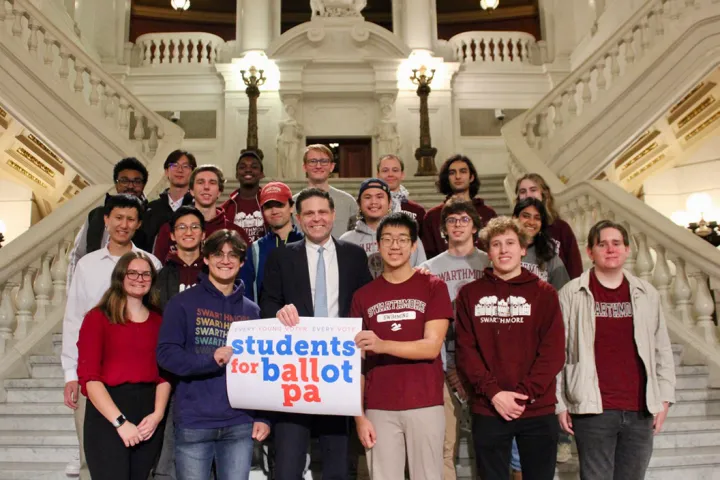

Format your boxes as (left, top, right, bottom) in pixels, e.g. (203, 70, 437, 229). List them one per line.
(411, 65, 438, 176)
(240, 65, 266, 159)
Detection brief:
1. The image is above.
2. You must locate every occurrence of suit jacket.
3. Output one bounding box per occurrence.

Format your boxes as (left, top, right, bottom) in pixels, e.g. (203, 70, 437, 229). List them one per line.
(260, 237, 372, 318)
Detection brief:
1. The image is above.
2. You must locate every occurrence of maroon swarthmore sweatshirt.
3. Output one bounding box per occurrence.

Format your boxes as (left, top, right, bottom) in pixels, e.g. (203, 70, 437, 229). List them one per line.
(455, 267, 565, 418)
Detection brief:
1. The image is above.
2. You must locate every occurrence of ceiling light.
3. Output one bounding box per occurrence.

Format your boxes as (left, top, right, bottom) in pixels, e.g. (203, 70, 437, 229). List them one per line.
(480, 0, 499, 10)
(171, 0, 190, 11)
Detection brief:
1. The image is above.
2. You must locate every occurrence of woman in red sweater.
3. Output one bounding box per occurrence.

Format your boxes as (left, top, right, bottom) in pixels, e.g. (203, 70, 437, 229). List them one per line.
(77, 251, 170, 480)
(515, 173, 583, 279)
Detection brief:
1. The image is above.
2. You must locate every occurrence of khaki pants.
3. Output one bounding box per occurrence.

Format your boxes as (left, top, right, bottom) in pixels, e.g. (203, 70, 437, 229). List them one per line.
(443, 382, 461, 480)
(73, 394, 91, 480)
(365, 406, 444, 480)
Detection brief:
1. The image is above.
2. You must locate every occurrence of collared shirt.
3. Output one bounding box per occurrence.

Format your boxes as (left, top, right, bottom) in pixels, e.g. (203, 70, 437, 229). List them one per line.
(61, 244, 162, 383)
(168, 194, 185, 212)
(305, 237, 339, 318)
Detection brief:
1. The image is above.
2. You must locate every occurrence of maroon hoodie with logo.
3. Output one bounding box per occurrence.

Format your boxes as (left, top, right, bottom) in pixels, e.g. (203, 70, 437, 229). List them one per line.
(455, 267, 564, 418)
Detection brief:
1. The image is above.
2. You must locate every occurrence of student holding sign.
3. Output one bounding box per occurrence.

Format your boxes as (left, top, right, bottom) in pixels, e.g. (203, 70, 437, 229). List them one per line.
(351, 212, 453, 480)
(157, 229, 270, 480)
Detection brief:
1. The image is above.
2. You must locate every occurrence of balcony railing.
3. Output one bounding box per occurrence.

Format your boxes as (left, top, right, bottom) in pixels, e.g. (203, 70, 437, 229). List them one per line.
(134, 32, 227, 66)
(448, 31, 539, 65)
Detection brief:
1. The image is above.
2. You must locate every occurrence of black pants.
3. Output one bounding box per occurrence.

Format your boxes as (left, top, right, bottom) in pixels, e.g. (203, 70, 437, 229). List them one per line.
(572, 410, 654, 480)
(472, 413, 558, 480)
(84, 383, 165, 480)
(273, 412, 349, 480)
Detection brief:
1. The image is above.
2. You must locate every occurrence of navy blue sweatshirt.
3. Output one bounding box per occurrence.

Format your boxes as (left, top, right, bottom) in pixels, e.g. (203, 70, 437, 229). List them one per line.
(157, 273, 266, 429)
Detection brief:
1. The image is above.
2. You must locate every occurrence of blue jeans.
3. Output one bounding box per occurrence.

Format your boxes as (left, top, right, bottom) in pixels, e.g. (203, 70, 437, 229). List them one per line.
(175, 423, 254, 480)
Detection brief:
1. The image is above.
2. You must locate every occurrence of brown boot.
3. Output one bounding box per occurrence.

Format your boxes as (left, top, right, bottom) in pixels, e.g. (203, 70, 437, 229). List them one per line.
(511, 469, 523, 480)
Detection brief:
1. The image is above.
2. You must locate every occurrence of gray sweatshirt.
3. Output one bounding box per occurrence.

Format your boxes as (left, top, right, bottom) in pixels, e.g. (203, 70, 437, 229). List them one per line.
(522, 244, 570, 291)
(293, 185, 358, 239)
(339, 220, 427, 278)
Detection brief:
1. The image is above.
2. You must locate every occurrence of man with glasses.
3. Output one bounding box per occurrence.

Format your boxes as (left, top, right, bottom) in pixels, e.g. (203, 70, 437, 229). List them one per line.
(292, 144, 358, 238)
(154, 165, 250, 264)
(158, 229, 270, 480)
(261, 188, 372, 480)
(420, 199, 490, 480)
(62, 194, 162, 479)
(222, 151, 266, 243)
(143, 150, 197, 251)
(67, 157, 150, 290)
(351, 212, 453, 480)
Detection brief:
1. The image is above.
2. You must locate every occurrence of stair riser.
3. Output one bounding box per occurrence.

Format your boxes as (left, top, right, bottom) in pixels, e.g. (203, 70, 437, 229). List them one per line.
(0, 416, 75, 431)
(0, 447, 75, 463)
(644, 467, 720, 479)
(670, 401, 720, 417)
(654, 430, 720, 449)
(676, 375, 710, 390)
(0, 470, 68, 480)
(6, 389, 63, 403)
(30, 365, 64, 379)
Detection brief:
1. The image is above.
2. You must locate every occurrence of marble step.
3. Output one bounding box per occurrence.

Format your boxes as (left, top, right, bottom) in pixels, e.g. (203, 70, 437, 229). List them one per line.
(0, 462, 69, 480)
(0, 431, 77, 447)
(675, 372, 710, 390)
(28, 356, 63, 379)
(51, 334, 62, 357)
(3, 378, 64, 404)
(0, 444, 75, 463)
(0, 404, 74, 431)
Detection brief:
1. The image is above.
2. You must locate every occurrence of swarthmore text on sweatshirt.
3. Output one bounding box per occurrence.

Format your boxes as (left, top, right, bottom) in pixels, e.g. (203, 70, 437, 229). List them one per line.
(455, 267, 565, 418)
(157, 273, 267, 429)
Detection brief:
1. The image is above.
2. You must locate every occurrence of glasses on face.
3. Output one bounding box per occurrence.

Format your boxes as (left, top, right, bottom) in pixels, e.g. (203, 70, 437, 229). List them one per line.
(446, 216, 472, 226)
(379, 236, 412, 248)
(175, 224, 202, 233)
(169, 163, 193, 171)
(306, 158, 332, 166)
(126, 270, 152, 281)
(210, 251, 241, 262)
(116, 177, 145, 187)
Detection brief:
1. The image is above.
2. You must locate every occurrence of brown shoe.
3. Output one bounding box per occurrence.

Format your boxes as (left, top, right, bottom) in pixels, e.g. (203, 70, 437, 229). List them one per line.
(511, 470, 522, 480)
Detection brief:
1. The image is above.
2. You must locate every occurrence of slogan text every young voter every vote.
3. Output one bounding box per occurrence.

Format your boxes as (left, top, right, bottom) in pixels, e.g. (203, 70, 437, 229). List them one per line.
(226, 317, 363, 416)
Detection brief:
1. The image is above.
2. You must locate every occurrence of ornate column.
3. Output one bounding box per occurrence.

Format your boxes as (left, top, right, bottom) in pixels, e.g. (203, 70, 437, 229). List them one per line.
(401, 0, 434, 52)
(237, 0, 273, 54)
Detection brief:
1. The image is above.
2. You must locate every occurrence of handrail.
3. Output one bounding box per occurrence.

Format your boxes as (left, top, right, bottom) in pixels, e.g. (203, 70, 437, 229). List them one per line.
(448, 31, 537, 65)
(134, 31, 226, 66)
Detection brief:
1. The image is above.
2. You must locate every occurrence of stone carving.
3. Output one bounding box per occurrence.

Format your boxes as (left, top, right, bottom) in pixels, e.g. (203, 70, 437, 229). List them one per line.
(276, 99, 305, 179)
(310, 0, 367, 18)
(375, 95, 401, 156)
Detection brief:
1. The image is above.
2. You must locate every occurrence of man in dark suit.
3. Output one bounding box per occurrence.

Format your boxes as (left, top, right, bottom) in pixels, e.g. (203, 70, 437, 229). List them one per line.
(261, 187, 373, 480)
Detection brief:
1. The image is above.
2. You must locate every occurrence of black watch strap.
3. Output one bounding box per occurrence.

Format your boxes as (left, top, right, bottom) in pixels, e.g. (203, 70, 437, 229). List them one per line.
(112, 414, 127, 428)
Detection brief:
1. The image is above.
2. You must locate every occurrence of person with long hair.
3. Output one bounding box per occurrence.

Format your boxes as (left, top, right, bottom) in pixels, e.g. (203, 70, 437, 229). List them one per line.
(422, 154, 497, 259)
(77, 251, 170, 480)
(515, 174, 583, 279)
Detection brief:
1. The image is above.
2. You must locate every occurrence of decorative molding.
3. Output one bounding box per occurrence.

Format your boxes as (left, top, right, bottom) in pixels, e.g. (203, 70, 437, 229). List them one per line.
(684, 110, 720, 142)
(668, 81, 716, 124)
(6, 159, 49, 189)
(16, 147, 56, 178)
(71, 175, 89, 190)
(626, 154, 666, 182)
(614, 130, 660, 169)
(619, 142, 659, 172)
(677, 96, 715, 130)
(670, 82, 706, 114)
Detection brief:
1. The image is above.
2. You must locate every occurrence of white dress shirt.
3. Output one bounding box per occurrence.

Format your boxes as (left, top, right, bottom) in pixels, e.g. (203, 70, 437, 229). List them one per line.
(61, 244, 162, 383)
(305, 237, 339, 318)
(168, 194, 184, 212)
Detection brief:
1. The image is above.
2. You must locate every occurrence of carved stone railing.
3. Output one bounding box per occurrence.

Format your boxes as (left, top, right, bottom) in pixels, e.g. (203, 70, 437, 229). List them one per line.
(0, 0, 184, 166)
(134, 32, 226, 66)
(448, 31, 539, 65)
(504, 0, 720, 183)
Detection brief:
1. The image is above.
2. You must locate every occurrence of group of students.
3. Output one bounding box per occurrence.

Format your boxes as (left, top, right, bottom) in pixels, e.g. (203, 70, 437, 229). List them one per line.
(59, 144, 676, 480)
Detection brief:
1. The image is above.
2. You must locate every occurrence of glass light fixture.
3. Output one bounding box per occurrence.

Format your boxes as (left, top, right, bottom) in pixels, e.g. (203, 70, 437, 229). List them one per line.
(171, 0, 190, 11)
(480, 0, 500, 10)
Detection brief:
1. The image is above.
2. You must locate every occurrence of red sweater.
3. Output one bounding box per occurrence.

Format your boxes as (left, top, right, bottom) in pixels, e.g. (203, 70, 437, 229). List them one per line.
(455, 268, 565, 418)
(153, 207, 251, 263)
(400, 200, 427, 235)
(421, 197, 497, 259)
(77, 308, 166, 397)
(547, 219, 583, 279)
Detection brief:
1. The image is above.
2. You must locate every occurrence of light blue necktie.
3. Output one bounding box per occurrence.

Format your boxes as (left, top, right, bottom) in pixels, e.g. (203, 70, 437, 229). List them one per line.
(314, 246, 328, 317)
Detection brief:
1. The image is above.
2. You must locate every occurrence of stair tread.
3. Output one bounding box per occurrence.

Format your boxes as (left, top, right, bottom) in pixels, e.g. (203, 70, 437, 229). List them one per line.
(0, 462, 68, 471)
(0, 404, 69, 415)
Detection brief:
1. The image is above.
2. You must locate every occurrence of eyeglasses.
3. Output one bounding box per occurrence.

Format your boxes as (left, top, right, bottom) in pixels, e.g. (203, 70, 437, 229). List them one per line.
(379, 236, 412, 248)
(446, 216, 472, 226)
(126, 270, 152, 281)
(306, 158, 332, 166)
(209, 251, 241, 262)
(116, 177, 145, 187)
(175, 224, 202, 233)
(169, 163, 193, 171)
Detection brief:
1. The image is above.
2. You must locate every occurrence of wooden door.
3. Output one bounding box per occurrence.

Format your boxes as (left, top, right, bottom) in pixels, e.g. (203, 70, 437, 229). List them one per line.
(338, 143, 371, 178)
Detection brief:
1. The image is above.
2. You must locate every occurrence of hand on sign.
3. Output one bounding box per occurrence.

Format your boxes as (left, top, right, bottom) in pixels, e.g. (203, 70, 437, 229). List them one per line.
(491, 391, 528, 421)
(214, 346, 233, 367)
(354, 331, 385, 354)
(252, 422, 271, 442)
(355, 416, 376, 449)
(276, 304, 300, 327)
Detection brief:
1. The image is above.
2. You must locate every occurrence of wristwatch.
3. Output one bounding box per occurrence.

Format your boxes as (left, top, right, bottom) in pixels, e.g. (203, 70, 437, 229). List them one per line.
(112, 414, 127, 428)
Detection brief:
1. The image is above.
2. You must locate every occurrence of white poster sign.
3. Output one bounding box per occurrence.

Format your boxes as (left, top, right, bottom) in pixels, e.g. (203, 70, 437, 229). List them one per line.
(226, 317, 363, 416)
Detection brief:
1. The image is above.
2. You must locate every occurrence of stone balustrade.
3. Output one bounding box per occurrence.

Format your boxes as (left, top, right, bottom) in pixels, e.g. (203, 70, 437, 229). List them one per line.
(134, 32, 226, 66)
(0, 0, 183, 159)
(448, 31, 538, 65)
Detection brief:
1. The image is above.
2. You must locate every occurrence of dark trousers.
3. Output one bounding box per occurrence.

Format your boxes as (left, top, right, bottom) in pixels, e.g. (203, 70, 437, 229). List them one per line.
(273, 412, 349, 480)
(472, 413, 558, 480)
(84, 383, 164, 480)
(572, 410, 654, 480)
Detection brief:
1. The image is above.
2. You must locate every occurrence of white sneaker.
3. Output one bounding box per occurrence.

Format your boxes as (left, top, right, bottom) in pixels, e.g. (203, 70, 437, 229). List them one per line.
(65, 449, 80, 477)
(556, 442, 572, 463)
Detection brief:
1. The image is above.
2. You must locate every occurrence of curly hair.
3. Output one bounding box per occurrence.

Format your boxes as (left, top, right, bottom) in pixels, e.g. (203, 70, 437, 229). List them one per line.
(479, 216, 529, 250)
(436, 154, 480, 198)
